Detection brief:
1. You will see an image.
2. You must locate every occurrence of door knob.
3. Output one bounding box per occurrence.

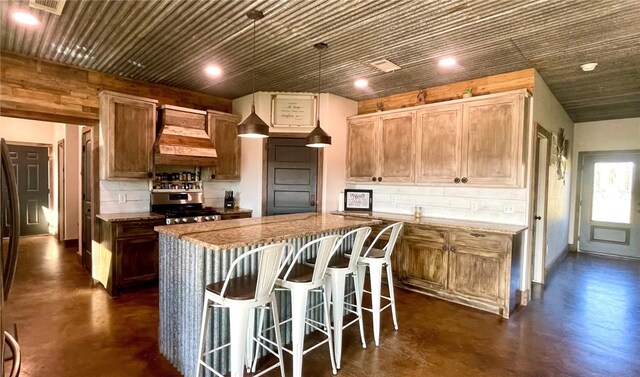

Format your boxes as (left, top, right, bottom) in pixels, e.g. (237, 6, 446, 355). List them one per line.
(534, 216, 542, 220)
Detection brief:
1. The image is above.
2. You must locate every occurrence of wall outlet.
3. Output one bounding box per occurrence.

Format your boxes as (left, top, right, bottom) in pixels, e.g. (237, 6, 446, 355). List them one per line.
(470, 201, 479, 211)
(118, 193, 127, 204)
(503, 205, 514, 214)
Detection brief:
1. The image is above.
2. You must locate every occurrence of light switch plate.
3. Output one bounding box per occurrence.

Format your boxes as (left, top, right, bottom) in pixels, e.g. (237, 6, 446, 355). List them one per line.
(503, 205, 514, 214)
(470, 201, 479, 211)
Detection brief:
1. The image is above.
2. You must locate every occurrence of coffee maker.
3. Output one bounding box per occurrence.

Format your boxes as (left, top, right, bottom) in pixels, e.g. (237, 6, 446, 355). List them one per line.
(224, 191, 234, 209)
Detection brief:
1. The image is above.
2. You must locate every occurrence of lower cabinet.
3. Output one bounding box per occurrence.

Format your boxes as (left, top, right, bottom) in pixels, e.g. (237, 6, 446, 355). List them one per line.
(398, 225, 518, 318)
(98, 218, 163, 295)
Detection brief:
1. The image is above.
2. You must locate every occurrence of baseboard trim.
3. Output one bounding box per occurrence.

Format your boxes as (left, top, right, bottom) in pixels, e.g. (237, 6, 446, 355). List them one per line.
(577, 249, 640, 261)
(545, 244, 569, 276)
(569, 243, 577, 252)
(63, 239, 79, 248)
(517, 289, 530, 306)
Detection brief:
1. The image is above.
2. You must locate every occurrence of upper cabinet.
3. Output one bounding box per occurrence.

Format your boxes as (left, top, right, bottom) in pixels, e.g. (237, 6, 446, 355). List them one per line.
(207, 110, 241, 180)
(100, 91, 157, 179)
(346, 111, 416, 183)
(347, 90, 530, 188)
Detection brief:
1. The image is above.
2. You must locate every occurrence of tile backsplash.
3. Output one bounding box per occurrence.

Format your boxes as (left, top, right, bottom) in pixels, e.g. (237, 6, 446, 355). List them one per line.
(347, 184, 528, 225)
(202, 181, 240, 208)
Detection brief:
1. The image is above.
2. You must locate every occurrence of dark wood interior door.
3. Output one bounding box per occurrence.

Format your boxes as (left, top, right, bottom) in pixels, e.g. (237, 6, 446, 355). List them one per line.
(81, 129, 92, 271)
(267, 138, 318, 215)
(8, 144, 49, 236)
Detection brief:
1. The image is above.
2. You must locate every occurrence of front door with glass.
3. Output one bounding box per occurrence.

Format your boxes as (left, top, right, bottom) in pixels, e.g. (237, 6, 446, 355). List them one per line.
(578, 151, 640, 258)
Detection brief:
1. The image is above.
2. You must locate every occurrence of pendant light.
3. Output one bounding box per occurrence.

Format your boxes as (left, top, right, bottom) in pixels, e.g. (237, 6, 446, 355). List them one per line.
(306, 42, 332, 148)
(237, 10, 269, 138)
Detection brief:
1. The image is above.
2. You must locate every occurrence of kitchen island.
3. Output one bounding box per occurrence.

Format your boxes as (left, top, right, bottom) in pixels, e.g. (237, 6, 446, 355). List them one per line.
(155, 213, 381, 377)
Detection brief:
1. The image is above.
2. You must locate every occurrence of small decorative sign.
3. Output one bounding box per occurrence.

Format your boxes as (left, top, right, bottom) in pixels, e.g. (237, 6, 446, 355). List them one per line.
(344, 189, 373, 212)
(271, 94, 316, 128)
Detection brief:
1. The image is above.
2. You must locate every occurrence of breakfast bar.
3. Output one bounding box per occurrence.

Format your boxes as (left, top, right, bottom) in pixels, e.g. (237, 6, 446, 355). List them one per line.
(155, 213, 381, 377)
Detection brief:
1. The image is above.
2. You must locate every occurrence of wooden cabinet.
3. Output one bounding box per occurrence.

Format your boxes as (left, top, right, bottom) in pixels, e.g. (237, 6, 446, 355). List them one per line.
(98, 218, 163, 295)
(346, 111, 416, 183)
(398, 224, 518, 318)
(100, 91, 157, 179)
(461, 94, 527, 186)
(401, 226, 449, 291)
(415, 104, 463, 184)
(207, 110, 241, 180)
(347, 90, 530, 187)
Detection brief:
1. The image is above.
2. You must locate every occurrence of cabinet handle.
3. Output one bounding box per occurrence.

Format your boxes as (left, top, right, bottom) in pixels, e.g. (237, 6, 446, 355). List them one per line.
(450, 245, 457, 253)
(453, 177, 461, 183)
(469, 233, 485, 238)
(372, 177, 377, 182)
(377, 177, 382, 182)
(461, 177, 468, 184)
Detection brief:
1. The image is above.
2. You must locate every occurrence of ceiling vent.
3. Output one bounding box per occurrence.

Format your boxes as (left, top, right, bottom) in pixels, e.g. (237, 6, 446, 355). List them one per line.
(29, 0, 66, 15)
(370, 59, 401, 73)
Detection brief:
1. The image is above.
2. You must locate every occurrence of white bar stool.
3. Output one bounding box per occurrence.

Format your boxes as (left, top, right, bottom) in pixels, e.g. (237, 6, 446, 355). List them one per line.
(308, 227, 371, 369)
(196, 242, 291, 377)
(355, 222, 404, 347)
(254, 235, 342, 377)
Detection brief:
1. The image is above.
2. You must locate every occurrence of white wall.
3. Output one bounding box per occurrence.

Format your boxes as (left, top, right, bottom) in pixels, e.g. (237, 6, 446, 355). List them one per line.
(569, 117, 640, 243)
(531, 71, 574, 272)
(232, 92, 357, 216)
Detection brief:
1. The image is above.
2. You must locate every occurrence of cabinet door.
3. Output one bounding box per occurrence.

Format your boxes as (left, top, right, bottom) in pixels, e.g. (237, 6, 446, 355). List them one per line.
(401, 226, 448, 291)
(208, 111, 241, 180)
(447, 230, 510, 304)
(416, 105, 463, 184)
(101, 93, 157, 179)
(461, 95, 525, 187)
(115, 235, 158, 288)
(379, 112, 416, 183)
(346, 117, 379, 182)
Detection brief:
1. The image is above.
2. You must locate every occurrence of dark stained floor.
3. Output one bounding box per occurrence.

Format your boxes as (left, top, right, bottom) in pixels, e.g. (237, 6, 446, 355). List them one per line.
(6, 236, 640, 377)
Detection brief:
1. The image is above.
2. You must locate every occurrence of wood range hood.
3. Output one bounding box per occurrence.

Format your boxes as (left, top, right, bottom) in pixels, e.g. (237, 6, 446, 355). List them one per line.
(154, 105, 217, 167)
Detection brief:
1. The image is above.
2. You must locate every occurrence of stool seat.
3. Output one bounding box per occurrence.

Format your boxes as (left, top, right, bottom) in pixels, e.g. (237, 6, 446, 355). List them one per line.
(279, 263, 314, 283)
(206, 275, 258, 300)
(346, 247, 386, 259)
(308, 254, 350, 269)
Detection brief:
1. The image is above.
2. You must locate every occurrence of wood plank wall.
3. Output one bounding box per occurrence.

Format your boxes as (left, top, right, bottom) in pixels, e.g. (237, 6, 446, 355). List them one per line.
(358, 68, 535, 115)
(0, 52, 232, 124)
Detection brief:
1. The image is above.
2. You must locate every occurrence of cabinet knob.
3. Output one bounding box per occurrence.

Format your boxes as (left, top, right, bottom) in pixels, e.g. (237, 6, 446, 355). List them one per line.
(450, 245, 457, 253)
(372, 177, 377, 182)
(377, 177, 382, 182)
(147, 172, 153, 178)
(461, 177, 468, 184)
(441, 245, 448, 251)
(454, 177, 461, 184)
(211, 173, 216, 179)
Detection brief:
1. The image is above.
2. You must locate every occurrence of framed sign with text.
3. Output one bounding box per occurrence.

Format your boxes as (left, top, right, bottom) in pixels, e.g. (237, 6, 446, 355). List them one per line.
(344, 189, 373, 212)
(271, 94, 316, 128)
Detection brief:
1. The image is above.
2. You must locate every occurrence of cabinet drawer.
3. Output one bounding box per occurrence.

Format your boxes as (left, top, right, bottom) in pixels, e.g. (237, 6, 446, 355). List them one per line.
(117, 220, 164, 238)
(450, 230, 511, 254)
(403, 225, 447, 242)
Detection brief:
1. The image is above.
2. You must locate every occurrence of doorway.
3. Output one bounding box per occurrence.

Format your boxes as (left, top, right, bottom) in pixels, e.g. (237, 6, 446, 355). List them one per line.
(81, 129, 93, 271)
(578, 151, 640, 259)
(531, 125, 551, 283)
(266, 138, 318, 215)
(7, 144, 50, 236)
(57, 140, 65, 242)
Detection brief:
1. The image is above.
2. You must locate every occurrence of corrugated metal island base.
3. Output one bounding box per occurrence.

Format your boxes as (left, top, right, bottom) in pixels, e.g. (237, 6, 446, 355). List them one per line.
(155, 213, 381, 377)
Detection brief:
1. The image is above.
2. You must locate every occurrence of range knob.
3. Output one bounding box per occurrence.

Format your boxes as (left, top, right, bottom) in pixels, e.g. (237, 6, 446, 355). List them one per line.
(204, 216, 210, 221)
(165, 219, 171, 225)
(182, 218, 188, 223)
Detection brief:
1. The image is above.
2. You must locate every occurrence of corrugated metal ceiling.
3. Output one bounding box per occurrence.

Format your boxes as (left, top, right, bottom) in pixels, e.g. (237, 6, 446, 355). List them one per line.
(1, 0, 639, 122)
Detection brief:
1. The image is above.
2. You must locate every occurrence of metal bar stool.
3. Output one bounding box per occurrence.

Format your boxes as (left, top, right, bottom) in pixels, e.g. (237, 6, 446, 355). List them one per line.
(196, 242, 291, 377)
(354, 222, 404, 347)
(253, 234, 342, 377)
(307, 227, 371, 369)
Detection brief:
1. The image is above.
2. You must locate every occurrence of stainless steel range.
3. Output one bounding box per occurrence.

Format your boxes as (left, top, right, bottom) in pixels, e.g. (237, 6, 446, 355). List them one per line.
(151, 192, 221, 225)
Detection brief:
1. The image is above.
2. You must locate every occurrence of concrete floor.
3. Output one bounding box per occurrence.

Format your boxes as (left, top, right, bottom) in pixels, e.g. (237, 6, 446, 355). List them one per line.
(6, 236, 640, 376)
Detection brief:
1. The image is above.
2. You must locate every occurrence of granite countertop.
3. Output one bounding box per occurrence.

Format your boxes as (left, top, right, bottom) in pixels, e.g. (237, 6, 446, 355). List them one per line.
(96, 212, 165, 223)
(155, 212, 382, 250)
(332, 211, 527, 235)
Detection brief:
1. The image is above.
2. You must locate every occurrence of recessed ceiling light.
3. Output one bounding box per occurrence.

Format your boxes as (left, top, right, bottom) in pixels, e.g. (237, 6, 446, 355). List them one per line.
(205, 65, 222, 76)
(439, 57, 456, 67)
(354, 79, 368, 88)
(580, 62, 598, 72)
(12, 11, 39, 26)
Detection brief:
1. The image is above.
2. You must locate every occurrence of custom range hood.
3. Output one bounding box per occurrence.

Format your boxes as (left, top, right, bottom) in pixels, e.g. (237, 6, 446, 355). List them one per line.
(154, 105, 217, 167)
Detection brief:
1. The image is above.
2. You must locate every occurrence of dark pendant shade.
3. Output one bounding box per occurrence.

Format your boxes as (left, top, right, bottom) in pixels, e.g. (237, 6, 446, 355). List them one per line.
(306, 119, 332, 147)
(238, 104, 269, 138)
